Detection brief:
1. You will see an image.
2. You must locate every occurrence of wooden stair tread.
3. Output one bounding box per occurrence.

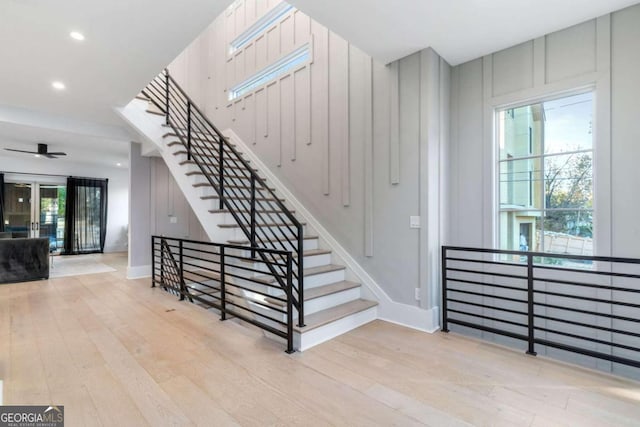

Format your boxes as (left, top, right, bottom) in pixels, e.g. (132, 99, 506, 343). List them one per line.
(209, 208, 295, 214)
(217, 221, 305, 229)
(200, 194, 285, 202)
(146, 109, 165, 116)
(254, 264, 345, 284)
(227, 235, 317, 245)
(294, 299, 378, 333)
(193, 182, 273, 191)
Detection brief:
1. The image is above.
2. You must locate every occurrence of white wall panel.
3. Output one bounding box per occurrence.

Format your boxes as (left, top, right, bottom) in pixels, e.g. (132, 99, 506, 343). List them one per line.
(546, 20, 597, 83)
(280, 15, 294, 53)
(492, 41, 534, 97)
(280, 74, 295, 161)
(255, 87, 267, 143)
(294, 10, 311, 45)
(294, 66, 311, 147)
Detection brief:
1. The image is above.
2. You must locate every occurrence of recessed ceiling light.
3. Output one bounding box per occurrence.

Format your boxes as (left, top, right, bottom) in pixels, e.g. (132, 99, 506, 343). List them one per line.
(34, 154, 40, 158)
(116, 163, 121, 167)
(70, 31, 85, 41)
(52, 81, 66, 90)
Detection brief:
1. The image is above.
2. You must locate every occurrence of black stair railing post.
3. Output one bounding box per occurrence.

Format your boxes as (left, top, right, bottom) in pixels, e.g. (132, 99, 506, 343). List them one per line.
(286, 252, 294, 353)
(179, 240, 185, 301)
(441, 246, 449, 332)
(250, 175, 256, 259)
(160, 238, 165, 287)
(187, 101, 192, 161)
(220, 246, 226, 321)
(151, 236, 156, 288)
(164, 69, 170, 126)
(218, 137, 224, 210)
(526, 252, 537, 356)
(297, 223, 305, 327)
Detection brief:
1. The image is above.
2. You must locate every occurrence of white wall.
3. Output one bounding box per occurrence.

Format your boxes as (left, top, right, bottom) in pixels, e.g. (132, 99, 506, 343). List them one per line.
(167, 1, 450, 310)
(0, 155, 128, 253)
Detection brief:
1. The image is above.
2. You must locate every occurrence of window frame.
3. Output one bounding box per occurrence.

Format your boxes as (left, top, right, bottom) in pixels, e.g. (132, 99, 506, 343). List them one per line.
(494, 89, 596, 256)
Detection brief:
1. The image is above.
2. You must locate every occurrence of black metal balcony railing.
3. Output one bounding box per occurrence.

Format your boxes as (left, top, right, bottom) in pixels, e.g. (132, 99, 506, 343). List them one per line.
(152, 236, 295, 352)
(442, 246, 640, 371)
(142, 69, 305, 327)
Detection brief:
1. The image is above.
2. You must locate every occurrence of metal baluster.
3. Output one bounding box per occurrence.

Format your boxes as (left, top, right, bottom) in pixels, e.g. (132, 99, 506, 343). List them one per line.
(286, 253, 294, 353)
(151, 236, 156, 288)
(220, 246, 226, 321)
(187, 102, 192, 161)
(527, 252, 537, 355)
(441, 246, 449, 332)
(179, 240, 185, 301)
(164, 70, 170, 126)
(297, 223, 305, 327)
(219, 137, 224, 210)
(250, 175, 256, 259)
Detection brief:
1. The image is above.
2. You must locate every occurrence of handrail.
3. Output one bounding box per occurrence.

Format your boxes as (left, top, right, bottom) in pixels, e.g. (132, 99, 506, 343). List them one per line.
(142, 69, 305, 326)
(152, 235, 295, 352)
(442, 246, 640, 371)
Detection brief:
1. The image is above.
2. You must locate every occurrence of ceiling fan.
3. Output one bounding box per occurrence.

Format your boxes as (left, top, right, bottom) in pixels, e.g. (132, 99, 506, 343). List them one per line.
(4, 143, 67, 159)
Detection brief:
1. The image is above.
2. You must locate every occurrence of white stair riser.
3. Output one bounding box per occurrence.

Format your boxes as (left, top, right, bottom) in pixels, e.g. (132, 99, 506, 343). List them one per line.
(227, 225, 305, 241)
(238, 252, 331, 274)
(304, 287, 361, 316)
(227, 238, 319, 254)
(304, 269, 345, 289)
(295, 306, 377, 351)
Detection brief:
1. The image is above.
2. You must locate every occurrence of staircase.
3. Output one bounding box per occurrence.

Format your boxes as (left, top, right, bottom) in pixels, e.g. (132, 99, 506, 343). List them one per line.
(119, 70, 377, 350)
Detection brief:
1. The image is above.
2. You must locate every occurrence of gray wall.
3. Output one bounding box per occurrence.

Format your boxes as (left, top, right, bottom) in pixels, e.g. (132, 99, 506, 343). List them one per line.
(128, 143, 207, 273)
(448, 4, 640, 378)
(168, 1, 450, 309)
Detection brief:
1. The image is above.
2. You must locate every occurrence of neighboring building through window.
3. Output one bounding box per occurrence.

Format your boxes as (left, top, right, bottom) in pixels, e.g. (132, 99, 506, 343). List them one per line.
(497, 92, 593, 257)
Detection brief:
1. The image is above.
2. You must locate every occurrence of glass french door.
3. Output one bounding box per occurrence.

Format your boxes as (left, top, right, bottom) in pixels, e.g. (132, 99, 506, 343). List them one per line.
(3, 181, 66, 252)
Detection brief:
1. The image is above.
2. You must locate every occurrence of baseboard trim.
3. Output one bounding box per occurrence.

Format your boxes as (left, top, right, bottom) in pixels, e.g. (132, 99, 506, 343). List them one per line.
(224, 129, 441, 333)
(127, 264, 151, 279)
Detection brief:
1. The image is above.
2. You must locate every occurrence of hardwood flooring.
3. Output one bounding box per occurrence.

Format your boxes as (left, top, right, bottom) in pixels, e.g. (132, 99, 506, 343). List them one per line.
(1, 252, 639, 426)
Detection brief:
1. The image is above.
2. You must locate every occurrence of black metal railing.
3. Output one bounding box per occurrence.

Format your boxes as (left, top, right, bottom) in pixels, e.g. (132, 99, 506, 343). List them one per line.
(142, 69, 305, 326)
(152, 236, 295, 352)
(442, 246, 640, 372)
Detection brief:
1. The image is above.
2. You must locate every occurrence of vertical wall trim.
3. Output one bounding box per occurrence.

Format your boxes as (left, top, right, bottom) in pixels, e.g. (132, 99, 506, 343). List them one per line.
(533, 36, 546, 86)
(364, 57, 374, 257)
(322, 26, 330, 195)
(292, 72, 297, 161)
(482, 56, 494, 248)
(595, 14, 612, 258)
(389, 61, 401, 185)
(342, 43, 351, 207)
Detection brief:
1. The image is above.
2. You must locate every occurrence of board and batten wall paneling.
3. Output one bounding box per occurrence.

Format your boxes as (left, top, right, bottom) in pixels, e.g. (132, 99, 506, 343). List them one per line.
(328, 31, 350, 207)
(310, 21, 330, 195)
(173, 0, 453, 305)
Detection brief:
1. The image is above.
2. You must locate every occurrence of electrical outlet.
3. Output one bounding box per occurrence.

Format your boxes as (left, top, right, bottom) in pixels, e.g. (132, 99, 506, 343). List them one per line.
(415, 288, 421, 301)
(410, 216, 421, 229)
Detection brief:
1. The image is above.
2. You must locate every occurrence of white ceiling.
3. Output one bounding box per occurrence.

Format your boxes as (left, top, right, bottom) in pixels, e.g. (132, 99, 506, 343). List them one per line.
(1, 0, 637, 169)
(0, 0, 229, 169)
(287, 0, 640, 65)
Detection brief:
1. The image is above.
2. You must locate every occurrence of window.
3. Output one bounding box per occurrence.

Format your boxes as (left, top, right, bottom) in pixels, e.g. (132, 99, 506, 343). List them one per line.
(497, 92, 593, 257)
(228, 43, 310, 101)
(228, 2, 294, 54)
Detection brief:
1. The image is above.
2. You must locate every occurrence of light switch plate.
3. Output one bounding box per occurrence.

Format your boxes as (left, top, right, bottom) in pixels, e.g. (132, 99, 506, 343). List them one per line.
(410, 216, 420, 229)
(169, 216, 178, 224)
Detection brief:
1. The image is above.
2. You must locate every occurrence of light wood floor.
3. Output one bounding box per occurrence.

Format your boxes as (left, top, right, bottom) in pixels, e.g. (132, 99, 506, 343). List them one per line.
(1, 253, 640, 426)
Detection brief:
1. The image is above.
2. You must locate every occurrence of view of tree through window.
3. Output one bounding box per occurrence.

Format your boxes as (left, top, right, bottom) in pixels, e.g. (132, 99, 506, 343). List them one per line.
(497, 92, 593, 257)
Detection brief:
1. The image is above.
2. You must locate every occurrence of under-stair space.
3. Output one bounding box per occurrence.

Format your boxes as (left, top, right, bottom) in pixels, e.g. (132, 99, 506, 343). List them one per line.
(120, 71, 378, 351)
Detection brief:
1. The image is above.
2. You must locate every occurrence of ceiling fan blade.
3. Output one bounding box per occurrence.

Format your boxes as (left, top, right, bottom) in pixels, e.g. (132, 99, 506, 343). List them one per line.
(5, 148, 37, 154)
(47, 152, 67, 156)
